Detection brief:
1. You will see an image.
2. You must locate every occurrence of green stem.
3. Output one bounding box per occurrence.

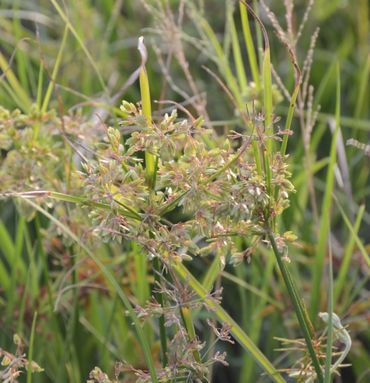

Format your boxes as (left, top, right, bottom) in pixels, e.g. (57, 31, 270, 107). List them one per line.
(268, 232, 324, 383)
(27, 311, 38, 383)
(138, 40, 168, 367)
(173, 262, 285, 383)
(153, 257, 168, 366)
(180, 307, 201, 363)
(240, 1, 260, 91)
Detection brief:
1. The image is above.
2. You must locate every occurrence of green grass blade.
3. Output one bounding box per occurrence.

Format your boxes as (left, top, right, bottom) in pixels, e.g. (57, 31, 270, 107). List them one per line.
(241, 254, 275, 382)
(263, 46, 273, 144)
(202, 254, 222, 292)
(173, 261, 285, 383)
(0, 258, 10, 290)
(220, 270, 283, 309)
(324, 233, 334, 383)
(228, 7, 248, 93)
(197, 17, 242, 107)
(6, 216, 26, 320)
(0, 221, 15, 263)
(334, 205, 365, 304)
(5, 190, 141, 220)
(152, 256, 168, 366)
(239, 2, 260, 90)
(12, 0, 30, 95)
(180, 306, 201, 363)
(242, 2, 273, 195)
(19, 198, 159, 383)
(36, 61, 44, 110)
(137, 36, 166, 365)
(281, 83, 300, 156)
(334, 200, 370, 267)
(354, 53, 370, 119)
(48, 0, 107, 93)
(41, 25, 69, 114)
(0, 51, 32, 112)
(310, 63, 340, 320)
(27, 311, 38, 383)
(138, 39, 157, 190)
(268, 232, 324, 382)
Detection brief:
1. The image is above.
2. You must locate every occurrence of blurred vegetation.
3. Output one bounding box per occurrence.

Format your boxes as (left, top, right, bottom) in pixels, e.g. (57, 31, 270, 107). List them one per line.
(0, 0, 369, 382)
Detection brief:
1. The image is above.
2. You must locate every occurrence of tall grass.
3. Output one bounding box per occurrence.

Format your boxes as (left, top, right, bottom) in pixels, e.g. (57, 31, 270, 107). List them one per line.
(0, 1, 369, 382)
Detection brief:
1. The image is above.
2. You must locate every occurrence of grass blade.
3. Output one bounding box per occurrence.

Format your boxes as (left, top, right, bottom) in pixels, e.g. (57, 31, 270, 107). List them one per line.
(137, 36, 167, 366)
(0, 51, 32, 111)
(324, 231, 334, 383)
(334, 205, 365, 304)
(48, 0, 107, 93)
(268, 232, 324, 382)
(19, 198, 159, 383)
(138, 36, 157, 190)
(239, 2, 260, 90)
(173, 261, 285, 383)
(27, 311, 38, 383)
(227, 5, 248, 93)
(41, 25, 69, 114)
(334, 200, 370, 267)
(310, 63, 341, 320)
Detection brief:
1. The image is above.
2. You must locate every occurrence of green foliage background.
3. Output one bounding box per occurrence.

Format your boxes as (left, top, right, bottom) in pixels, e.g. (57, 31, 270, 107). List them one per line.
(0, 0, 369, 382)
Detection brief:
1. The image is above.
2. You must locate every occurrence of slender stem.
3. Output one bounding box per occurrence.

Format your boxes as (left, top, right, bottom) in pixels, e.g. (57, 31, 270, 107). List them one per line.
(27, 311, 38, 383)
(173, 261, 285, 383)
(180, 307, 201, 363)
(138, 38, 168, 367)
(153, 257, 168, 366)
(268, 232, 324, 383)
(324, 234, 334, 383)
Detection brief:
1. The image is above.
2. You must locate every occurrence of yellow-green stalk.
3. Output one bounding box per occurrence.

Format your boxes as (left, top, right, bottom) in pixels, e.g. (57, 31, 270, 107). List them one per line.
(138, 36, 167, 366)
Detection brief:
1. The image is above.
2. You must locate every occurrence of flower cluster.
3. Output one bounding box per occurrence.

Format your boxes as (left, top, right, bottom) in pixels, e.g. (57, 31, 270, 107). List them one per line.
(80, 100, 295, 267)
(0, 334, 43, 383)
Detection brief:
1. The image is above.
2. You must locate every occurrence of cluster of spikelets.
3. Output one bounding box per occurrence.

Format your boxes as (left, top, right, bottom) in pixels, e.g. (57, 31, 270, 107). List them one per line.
(78, 100, 296, 381)
(83, 100, 296, 267)
(0, 97, 296, 381)
(0, 335, 43, 383)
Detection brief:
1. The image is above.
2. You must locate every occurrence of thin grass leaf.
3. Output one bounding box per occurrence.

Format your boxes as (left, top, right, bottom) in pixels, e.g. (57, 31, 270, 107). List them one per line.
(324, 231, 334, 383)
(354, 53, 370, 119)
(220, 270, 283, 309)
(228, 6, 248, 93)
(311, 63, 341, 320)
(3, 190, 142, 220)
(138, 36, 157, 189)
(241, 2, 273, 195)
(12, 0, 30, 95)
(334, 200, 370, 267)
(0, 257, 10, 290)
(41, 25, 69, 114)
(180, 307, 201, 363)
(20, 198, 159, 383)
(293, 157, 330, 188)
(49, 0, 107, 92)
(172, 261, 285, 383)
(6, 217, 25, 320)
(27, 311, 38, 383)
(241, 254, 275, 382)
(239, 1, 260, 90)
(281, 83, 300, 156)
(36, 61, 44, 110)
(197, 16, 242, 107)
(268, 232, 324, 382)
(202, 254, 222, 293)
(334, 205, 365, 304)
(0, 221, 15, 264)
(0, 51, 32, 111)
(137, 36, 167, 366)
